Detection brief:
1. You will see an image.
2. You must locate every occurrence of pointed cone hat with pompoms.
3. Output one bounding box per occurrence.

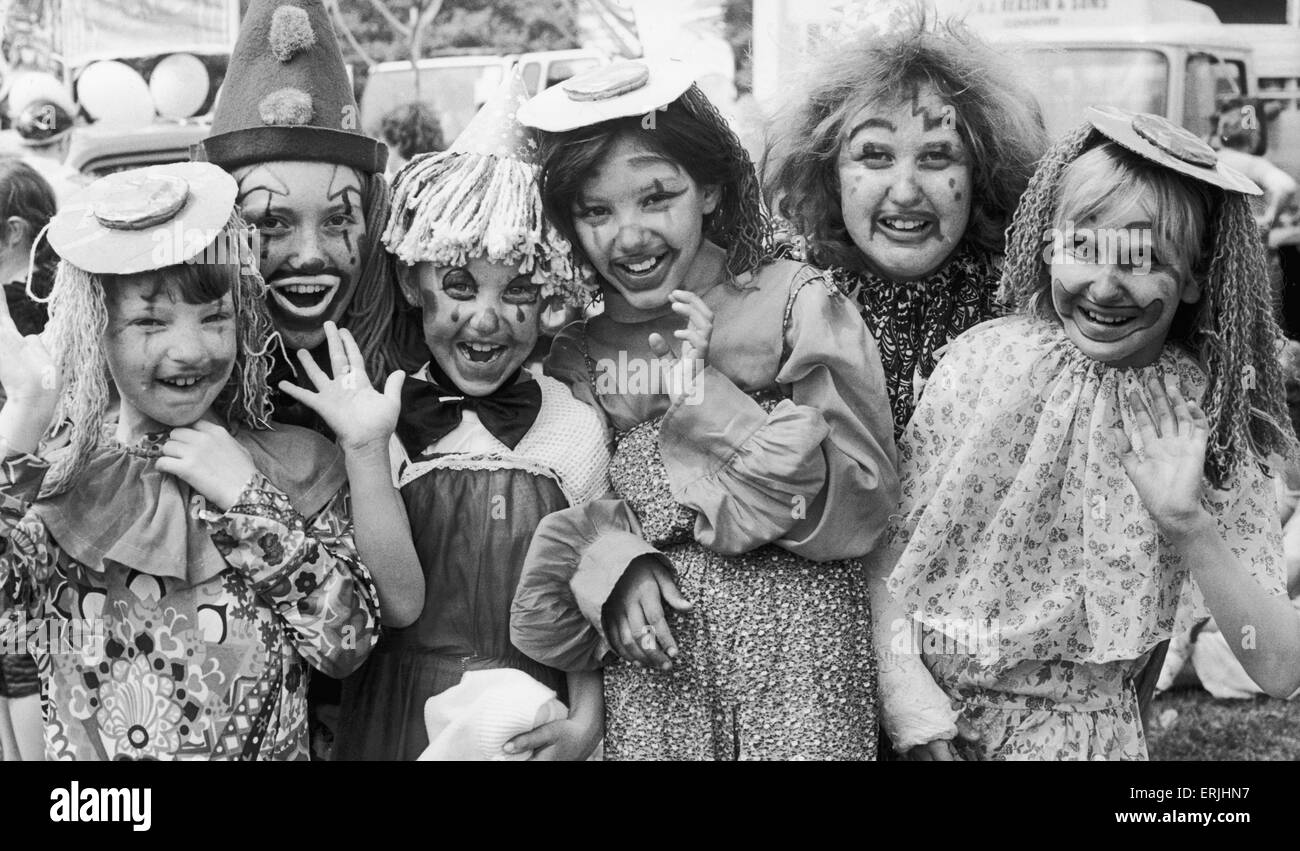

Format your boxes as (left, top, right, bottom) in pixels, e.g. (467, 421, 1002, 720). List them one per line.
(381, 67, 592, 306)
(200, 0, 386, 174)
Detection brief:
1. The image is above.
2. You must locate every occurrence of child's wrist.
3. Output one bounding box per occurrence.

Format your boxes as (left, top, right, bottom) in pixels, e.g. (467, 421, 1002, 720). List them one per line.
(1160, 508, 1216, 543)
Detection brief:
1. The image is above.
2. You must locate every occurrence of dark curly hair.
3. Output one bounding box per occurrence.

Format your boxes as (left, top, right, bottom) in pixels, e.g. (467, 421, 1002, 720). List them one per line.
(0, 157, 57, 322)
(380, 102, 445, 162)
(536, 84, 771, 280)
(762, 8, 1047, 273)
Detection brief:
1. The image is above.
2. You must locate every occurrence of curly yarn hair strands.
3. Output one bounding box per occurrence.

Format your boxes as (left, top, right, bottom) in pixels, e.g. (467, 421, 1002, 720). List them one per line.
(762, 7, 1046, 272)
(996, 124, 1297, 487)
(41, 213, 276, 497)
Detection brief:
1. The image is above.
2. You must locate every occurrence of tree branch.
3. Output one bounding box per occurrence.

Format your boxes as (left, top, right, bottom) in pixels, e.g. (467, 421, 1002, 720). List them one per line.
(325, 0, 376, 68)
(362, 0, 412, 39)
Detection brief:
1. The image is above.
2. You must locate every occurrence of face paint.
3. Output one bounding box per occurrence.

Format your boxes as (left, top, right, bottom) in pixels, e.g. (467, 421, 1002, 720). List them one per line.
(836, 84, 973, 282)
(234, 161, 367, 353)
(416, 257, 541, 396)
(571, 135, 721, 314)
(104, 276, 237, 439)
(1049, 214, 1198, 368)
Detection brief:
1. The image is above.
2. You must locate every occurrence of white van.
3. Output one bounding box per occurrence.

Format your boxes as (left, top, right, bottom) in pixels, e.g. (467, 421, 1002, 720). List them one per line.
(359, 49, 606, 144)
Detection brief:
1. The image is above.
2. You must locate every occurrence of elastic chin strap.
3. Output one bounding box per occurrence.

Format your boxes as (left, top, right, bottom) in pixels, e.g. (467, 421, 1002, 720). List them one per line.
(24, 220, 53, 304)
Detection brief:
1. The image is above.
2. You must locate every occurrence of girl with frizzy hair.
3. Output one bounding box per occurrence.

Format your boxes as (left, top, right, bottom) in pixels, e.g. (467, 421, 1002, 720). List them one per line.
(510, 60, 899, 760)
(764, 11, 1047, 437)
(873, 109, 1300, 761)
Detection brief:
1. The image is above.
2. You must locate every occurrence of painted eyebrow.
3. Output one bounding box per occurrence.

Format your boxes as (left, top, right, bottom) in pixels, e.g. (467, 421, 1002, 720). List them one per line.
(847, 117, 897, 139)
(441, 267, 474, 285)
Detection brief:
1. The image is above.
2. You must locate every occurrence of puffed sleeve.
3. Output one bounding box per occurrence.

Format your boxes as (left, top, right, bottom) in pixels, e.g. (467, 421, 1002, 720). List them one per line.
(544, 321, 612, 437)
(208, 475, 381, 679)
(511, 498, 669, 672)
(659, 268, 900, 560)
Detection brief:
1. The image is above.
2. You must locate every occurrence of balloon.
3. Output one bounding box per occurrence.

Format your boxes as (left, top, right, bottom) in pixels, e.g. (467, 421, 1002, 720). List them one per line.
(77, 60, 154, 126)
(149, 53, 210, 119)
(5, 70, 73, 121)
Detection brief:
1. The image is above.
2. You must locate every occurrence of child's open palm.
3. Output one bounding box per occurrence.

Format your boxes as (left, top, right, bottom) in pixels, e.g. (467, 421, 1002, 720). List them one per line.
(1112, 377, 1212, 536)
(277, 321, 405, 454)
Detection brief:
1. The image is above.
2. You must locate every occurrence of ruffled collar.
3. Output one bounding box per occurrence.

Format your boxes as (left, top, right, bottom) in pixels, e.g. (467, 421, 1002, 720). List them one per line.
(32, 423, 345, 586)
(884, 314, 1279, 668)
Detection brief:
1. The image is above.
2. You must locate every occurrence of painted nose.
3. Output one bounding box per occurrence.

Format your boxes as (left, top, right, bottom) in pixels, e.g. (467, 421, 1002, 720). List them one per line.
(469, 305, 501, 335)
(613, 218, 652, 255)
(888, 163, 922, 207)
(1089, 264, 1126, 303)
(165, 329, 209, 366)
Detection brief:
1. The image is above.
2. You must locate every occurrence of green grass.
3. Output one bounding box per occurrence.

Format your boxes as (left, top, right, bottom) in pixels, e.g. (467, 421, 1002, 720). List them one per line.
(1148, 689, 1300, 760)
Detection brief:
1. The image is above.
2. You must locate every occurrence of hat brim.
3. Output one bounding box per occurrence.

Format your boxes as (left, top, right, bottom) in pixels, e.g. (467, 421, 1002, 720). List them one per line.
(202, 125, 388, 175)
(1086, 106, 1262, 196)
(517, 59, 695, 133)
(49, 162, 238, 275)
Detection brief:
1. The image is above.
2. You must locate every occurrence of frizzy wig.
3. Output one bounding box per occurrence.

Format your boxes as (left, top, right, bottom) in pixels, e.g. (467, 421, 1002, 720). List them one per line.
(536, 84, 772, 283)
(40, 212, 275, 497)
(762, 9, 1047, 272)
(997, 123, 1298, 487)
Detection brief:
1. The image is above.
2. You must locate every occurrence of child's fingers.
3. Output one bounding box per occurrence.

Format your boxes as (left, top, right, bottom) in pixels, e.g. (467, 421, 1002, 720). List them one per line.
(653, 569, 694, 612)
(646, 332, 674, 362)
(381, 370, 406, 402)
(1167, 380, 1192, 438)
(338, 327, 371, 383)
(1186, 400, 1210, 435)
(673, 328, 708, 356)
(153, 455, 184, 478)
(670, 290, 713, 323)
(324, 321, 349, 378)
(634, 597, 674, 669)
(1127, 390, 1158, 440)
(276, 379, 319, 407)
(612, 616, 647, 667)
(502, 721, 561, 756)
(295, 347, 330, 388)
(624, 604, 669, 668)
(1145, 376, 1174, 437)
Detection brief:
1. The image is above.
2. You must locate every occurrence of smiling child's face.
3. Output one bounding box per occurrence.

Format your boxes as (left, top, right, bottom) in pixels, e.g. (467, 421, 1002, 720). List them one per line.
(1047, 148, 1206, 369)
(415, 257, 541, 396)
(571, 134, 720, 312)
(836, 84, 972, 281)
(104, 272, 237, 435)
(235, 161, 366, 353)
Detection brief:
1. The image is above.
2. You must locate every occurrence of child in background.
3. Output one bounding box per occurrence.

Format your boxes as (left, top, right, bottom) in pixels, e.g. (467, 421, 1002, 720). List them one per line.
(510, 60, 899, 760)
(298, 72, 609, 761)
(0, 158, 57, 761)
(875, 108, 1300, 760)
(0, 162, 382, 759)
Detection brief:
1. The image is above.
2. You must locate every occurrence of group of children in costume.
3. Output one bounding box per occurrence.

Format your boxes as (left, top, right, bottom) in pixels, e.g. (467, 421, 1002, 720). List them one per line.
(2, 7, 1299, 761)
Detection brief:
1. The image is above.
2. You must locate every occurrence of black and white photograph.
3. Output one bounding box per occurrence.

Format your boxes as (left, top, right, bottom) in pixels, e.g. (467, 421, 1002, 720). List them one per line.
(0, 0, 1298, 828)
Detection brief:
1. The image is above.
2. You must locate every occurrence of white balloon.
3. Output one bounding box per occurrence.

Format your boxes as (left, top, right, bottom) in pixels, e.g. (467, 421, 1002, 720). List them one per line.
(78, 60, 154, 126)
(6, 70, 73, 119)
(149, 53, 210, 119)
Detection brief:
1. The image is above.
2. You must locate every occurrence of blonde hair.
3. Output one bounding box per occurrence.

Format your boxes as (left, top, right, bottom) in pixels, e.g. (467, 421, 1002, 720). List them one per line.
(42, 213, 274, 496)
(999, 125, 1297, 486)
(1049, 143, 1210, 291)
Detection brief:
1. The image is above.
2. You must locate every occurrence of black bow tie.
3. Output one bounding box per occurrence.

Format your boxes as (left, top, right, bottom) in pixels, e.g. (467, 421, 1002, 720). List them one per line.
(395, 362, 542, 456)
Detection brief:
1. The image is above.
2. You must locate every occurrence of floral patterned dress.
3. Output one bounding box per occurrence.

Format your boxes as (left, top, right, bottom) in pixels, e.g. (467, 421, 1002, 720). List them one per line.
(511, 257, 899, 760)
(882, 315, 1287, 760)
(0, 424, 381, 760)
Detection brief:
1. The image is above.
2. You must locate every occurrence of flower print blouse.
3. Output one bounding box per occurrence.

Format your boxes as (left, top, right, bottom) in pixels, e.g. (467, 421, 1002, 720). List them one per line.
(512, 257, 900, 670)
(0, 424, 381, 760)
(884, 314, 1288, 670)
